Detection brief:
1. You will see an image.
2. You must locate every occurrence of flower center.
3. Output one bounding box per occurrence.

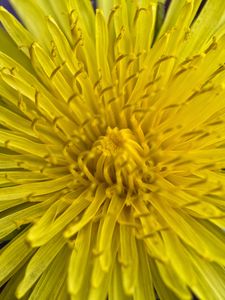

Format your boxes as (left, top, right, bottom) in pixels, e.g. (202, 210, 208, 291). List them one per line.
(98, 127, 125, 155)
(75, 126, 155, 195)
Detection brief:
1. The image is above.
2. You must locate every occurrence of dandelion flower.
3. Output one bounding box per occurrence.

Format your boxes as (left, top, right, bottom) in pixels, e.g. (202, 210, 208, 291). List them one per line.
(0, 0, 225, 299)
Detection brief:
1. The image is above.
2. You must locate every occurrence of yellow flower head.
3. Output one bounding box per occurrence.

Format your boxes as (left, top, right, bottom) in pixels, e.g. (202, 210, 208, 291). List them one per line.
(0, 0, 225, 299)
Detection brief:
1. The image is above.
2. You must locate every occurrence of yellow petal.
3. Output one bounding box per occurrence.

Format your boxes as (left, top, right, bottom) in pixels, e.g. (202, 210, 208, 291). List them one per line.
(0, 7, 34, 57)
(0, 194, 56, 239)
(150, 259, 180, 300)
(156, 261, 191, 300)
(162, 230, 196, 285)
(10, 0, 52, 49)
(27, 190, 90, 246)
(108, 259, 133, 300)
(119, 224, 138, 295)
(68, 223, 92, 295)
(28, 245, 70, 300)
(182, 0, 225, 56)
(134, 241, 155, 300)
(64, 184, 106, 237)
(0, 229, 34, 286)
(97, 0, 114, 17)
(16, 234, 65, 298)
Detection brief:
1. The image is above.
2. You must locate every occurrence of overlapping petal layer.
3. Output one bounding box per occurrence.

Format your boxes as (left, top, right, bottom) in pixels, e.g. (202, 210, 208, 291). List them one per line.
(0, 1, 225, 300)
